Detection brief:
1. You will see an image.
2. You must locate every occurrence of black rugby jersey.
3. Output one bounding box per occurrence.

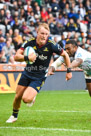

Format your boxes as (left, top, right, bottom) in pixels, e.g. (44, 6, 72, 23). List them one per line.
(21, 37, 63, 78)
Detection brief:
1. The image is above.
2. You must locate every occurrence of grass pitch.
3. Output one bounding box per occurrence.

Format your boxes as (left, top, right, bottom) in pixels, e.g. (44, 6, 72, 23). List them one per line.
(0, 90, 91, 136)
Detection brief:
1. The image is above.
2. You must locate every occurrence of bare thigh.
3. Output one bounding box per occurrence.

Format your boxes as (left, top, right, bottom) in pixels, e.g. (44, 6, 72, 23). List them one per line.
(22, 87, 38, 103)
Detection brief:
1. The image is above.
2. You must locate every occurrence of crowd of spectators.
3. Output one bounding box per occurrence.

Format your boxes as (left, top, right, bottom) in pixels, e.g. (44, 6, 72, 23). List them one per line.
(0, 0, 91, 64)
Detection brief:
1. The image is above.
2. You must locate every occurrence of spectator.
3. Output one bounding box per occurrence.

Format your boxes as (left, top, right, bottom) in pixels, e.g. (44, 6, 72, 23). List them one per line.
(0, 0, 90, 64)
(49, 19, 60, 34)
(19, 8, 27, 21)
(12, 19, 20, 32)
(85, 9, 91, 29)
(3, 40, 15, 63)
(85, 38, 91, 51)
(87, 46, 91, 52)
(13, 29, 23, 50)
(59, 0, 67, 11)
(34, 5, 41, 19)
(56, 13, 65, 26)
(6, 28, 13, 39)
(5, 10, 13, 25)
(41, 7, 49, 22)
(48, 13, 55, 25)
(47, 5, 52, 14)
(63, 13, 69, 26)
(24, 0, 32, 13)
(66, 18, 78, 32)
(85, 0, 91, 12)
(0, 36, 6, 53)
(75, 2, 86, 21)
(17, 0, 24, 9)
(51, 0, 60, 17)
(70, 2, 77, 13)
(27, 11, 36, 24)
(0, 50, 7, 63)
(20, 20, 31, 37)
(68, 8, 79, 21)
(0, 8, 6, 25)
(0, 28, 5, 37)
(63, 3, 70, 14)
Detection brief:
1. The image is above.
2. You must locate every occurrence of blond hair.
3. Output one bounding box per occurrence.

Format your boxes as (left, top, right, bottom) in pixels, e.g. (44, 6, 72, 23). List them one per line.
(38, 23, 50, 32)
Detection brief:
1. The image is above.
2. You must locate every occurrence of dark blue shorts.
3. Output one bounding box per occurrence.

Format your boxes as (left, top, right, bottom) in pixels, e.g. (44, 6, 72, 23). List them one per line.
(18, 71, 46, 92)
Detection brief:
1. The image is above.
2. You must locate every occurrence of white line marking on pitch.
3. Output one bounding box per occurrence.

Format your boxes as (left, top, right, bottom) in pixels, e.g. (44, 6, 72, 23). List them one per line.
(0, 127, 91, 133)
(23, 109, 91, 113)
(40, 92, 88, 95)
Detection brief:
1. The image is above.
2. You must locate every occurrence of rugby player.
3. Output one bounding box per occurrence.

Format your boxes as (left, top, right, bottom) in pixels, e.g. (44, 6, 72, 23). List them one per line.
(47, 39, 91, 96)
(6, 23, 72, 123)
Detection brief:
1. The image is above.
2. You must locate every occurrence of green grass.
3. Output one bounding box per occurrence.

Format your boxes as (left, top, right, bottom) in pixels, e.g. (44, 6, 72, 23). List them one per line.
(0, 90, 91, 136)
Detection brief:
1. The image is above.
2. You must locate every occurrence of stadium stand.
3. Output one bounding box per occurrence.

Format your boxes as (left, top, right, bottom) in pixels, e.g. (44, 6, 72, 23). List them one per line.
(0, 0, 90, 64)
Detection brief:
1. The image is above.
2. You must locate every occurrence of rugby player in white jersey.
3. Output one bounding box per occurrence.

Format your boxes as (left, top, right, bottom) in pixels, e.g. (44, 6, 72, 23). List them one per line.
(47, 39, 91, 96)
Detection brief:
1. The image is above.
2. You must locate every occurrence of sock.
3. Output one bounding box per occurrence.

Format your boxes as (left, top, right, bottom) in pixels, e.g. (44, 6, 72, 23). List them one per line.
(12, 109, 19, 118)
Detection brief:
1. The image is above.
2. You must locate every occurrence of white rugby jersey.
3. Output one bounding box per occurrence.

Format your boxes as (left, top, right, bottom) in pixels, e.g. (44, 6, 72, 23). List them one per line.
(51, 46, 91, 78)
(75, 47, 91, 77)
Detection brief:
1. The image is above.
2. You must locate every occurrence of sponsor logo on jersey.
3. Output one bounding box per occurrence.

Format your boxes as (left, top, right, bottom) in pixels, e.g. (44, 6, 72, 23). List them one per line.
(36, 53, 47, 60)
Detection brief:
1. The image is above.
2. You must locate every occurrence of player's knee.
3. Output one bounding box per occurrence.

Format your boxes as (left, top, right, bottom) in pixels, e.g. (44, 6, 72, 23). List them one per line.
(22, 96, 33, 103)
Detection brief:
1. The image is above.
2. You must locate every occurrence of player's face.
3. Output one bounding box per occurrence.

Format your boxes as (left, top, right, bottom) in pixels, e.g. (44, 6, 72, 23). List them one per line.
(37, 27, 49, 45)
(65, 44, 76, 57)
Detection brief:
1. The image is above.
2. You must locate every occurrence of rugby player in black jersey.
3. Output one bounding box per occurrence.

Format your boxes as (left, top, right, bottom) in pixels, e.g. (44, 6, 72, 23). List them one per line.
(6, 23, 72, 123)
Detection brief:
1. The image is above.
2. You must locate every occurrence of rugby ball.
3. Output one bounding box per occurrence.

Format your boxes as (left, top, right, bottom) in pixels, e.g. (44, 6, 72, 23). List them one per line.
(24, 46, 36, 64)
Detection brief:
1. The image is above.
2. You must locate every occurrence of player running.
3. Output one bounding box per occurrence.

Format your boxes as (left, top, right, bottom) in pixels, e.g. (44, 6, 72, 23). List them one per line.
(47, 39, 91, 96)
(6, 23, 72, 123)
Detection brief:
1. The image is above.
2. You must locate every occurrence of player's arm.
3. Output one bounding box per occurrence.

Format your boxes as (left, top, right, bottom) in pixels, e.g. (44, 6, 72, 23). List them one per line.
(14, 49, 25, 62)
(14, 48, 36, 62)
(47, 56, 64, 76)
(47, 50, 72, 80)
(59, 50, 72, 80)
(71, 58, 83, 68)
(61, 50, 71, 68)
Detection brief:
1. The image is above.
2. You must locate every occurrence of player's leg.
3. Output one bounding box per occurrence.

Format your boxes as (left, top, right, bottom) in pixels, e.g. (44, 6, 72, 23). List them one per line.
(22, 78, 45, 107)
(6, 85, 27, 123)
(85, 78, 91, 96)
(22, 86, 38, 104)
(13, 85, 27, 109)
(86, 83, 91, 96)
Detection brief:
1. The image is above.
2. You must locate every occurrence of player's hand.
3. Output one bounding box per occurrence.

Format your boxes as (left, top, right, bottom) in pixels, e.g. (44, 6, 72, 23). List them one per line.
(28, 52, 37, 62)
(65, 72, 72, 81)
(47, 66, 55, 76)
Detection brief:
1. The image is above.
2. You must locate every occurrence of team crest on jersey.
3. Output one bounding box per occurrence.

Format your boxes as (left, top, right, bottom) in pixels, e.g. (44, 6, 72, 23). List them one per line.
(77, 53, 82, 58)
(33, 46, 37, 50)
(43, 47, 49, 52)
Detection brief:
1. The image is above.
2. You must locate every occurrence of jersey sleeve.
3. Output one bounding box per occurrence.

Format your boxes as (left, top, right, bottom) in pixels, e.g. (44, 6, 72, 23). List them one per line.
(51, 56, 64, 69)
(50, 40, 63, 55)
(20, 40, 28, 50)
(75, 47, 85, 61)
